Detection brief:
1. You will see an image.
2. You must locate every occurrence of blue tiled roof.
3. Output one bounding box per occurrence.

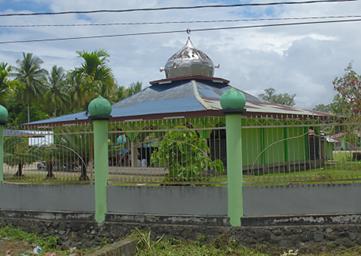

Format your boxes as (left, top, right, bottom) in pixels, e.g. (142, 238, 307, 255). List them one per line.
(27, 78, 324, 126)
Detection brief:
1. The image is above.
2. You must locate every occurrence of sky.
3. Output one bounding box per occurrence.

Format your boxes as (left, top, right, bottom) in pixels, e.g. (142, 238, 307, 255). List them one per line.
(0, 0, 360, 109)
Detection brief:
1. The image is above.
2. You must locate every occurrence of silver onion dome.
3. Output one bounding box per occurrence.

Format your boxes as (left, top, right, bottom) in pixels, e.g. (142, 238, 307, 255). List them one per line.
(164, 37, 214, 79)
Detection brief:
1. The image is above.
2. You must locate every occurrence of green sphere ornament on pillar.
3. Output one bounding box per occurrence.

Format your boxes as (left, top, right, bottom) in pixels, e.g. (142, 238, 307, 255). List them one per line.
(88, 96, 112, 119)
(220, 88, 245, 227)
(0, 104, 8, 125)
(220, 88, 246, 112)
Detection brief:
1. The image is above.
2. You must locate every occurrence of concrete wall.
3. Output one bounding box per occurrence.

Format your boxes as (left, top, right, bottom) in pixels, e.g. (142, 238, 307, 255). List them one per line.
(5, 210, 361, 250)
(245, 184, 361, 217)
(0, 184, 94, 212)
(107, 186, 226, 216)
(2, 183, 361, 217)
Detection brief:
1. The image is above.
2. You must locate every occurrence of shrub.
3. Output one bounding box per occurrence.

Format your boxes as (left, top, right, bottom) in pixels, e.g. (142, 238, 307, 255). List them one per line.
(151, 126, 224, 182)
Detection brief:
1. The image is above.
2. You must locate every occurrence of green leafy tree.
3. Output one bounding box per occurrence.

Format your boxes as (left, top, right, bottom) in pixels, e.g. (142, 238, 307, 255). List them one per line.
(151, 127, 223, 182)
(313, 96, 349, 115)
(313, 64, 359, 117)
(333, 63, 361, 115)
(313, 104, 332, 113)
(0, 62, 12, 104)
(116, 82, 143, 101)
(33, 145, 59, 179)
(12, 53, 48, 122)
(127, 81, 142, 96)
(258, 88, 296, 106)
(116, 86, 128, 101)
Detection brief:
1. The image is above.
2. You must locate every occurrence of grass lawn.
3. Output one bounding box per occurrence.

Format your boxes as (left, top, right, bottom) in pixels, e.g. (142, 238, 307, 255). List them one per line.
(136, 241, 361, 256)
(4, 160, 361, 186)
(0, 239, 33, 255)
(4, 174, 91, 185)
(244, 167, 361, 186)
(0, 226, 93, 255)
(134, 233, 361, 256)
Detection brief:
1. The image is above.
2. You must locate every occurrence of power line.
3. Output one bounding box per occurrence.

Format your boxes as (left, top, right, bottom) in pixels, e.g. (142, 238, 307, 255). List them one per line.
(0, 18, 360, 45)
(0, 0, 355, 17)
(1, 15, 361, 28)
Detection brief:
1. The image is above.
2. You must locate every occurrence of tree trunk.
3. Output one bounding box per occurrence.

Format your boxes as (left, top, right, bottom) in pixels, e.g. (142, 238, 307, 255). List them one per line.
(14, 163, 23, 177)
(46, 161, 55, 179)
(27, 104, 30, 123)
(131, 141, 138, 167)
(79, 158, 89, 181)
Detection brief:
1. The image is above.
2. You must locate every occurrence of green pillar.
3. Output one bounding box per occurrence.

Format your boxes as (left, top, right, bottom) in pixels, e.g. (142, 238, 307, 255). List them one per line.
(220, 88, 246, 227)
(0, 126, 4, 183)
(88, 96, 112, 224)
(0, 105, 8, 184)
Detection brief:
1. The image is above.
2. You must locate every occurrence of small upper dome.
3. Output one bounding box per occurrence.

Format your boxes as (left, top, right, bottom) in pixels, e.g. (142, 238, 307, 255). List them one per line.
(164, 37, 214, 79)
(88, 96, 112, 118)
(0, 104, 8, 124)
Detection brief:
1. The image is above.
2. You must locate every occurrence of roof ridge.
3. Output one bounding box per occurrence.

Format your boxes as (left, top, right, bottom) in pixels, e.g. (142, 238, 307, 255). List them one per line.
(191, 80, 209, 110)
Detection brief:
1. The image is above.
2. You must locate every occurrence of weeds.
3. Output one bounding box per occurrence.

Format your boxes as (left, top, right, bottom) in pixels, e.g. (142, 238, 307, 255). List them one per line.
(0, 226, 58, 250)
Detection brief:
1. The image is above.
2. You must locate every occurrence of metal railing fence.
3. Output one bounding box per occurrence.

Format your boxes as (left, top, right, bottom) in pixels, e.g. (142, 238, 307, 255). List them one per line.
(3, 123, 93, 184)
(107, 117, 226, 185)
(3, 116, 361, 186)
(243, 120, 361, 186)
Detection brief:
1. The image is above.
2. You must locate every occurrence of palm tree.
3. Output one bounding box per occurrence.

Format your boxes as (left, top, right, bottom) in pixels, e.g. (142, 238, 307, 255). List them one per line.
(115, 82, 142, 102)
(69, 49, 117, 110)
(127, 81, 142, 96)
(45, 66, 69, 116)
(12, 53, 48, 122)
(0, 62, 12, 104)
(67, 70, 94, 112)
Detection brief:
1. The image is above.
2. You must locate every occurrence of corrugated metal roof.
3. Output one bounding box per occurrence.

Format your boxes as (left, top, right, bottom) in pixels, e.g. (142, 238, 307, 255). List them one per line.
(27, 77, 327, 126)
(4, 129, 47, 137)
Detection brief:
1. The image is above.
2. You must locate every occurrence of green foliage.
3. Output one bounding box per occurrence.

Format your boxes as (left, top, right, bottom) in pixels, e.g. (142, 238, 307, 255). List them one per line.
(333, 151, 352, 162)
(45, 65, 69, 116)
(0, 226, 58, 250)
(258, 88, 296, 106)
(318, 64, 361, 117)
(151, 126, 224, 182)
(117, 81, 143, 101)
(12, 52, 48, 122)
(0, 62, 12, 104)
(313, 103, 332, 113)
(313, 94, 351, 116)
(4, 137, 34, 167)
(0, 49, 145, 126)
(53, 126, 93, 180)
(135, 234, 268, 256)
(333, 63, 361, 115)
(133, 229, 164, 254)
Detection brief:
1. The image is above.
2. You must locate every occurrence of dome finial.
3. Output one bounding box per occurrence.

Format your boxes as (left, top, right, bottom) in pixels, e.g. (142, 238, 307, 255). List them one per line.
(164, 33, 215, 79)
(185, 28, 193, 47)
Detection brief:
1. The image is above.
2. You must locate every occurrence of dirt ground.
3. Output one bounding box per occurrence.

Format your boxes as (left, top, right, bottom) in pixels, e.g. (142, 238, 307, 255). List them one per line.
(0, 239, 33, 255)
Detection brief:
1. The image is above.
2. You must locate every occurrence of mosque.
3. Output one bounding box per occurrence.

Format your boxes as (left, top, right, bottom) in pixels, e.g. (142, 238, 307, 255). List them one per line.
(28, 37, 331, 172)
